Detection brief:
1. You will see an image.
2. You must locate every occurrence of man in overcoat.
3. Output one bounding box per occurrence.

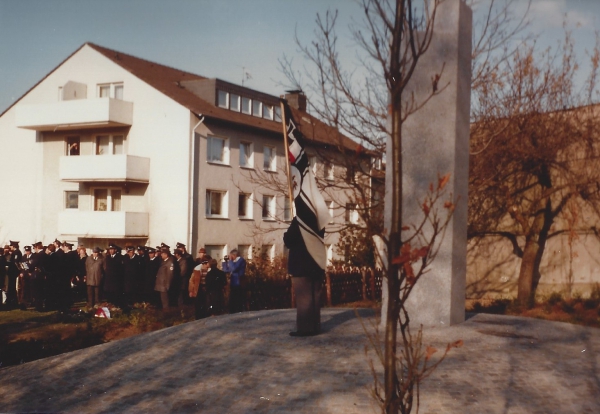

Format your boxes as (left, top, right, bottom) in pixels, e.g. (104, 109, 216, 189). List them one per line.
(155, 247, 176, 309)
(85, 247, 104, 309)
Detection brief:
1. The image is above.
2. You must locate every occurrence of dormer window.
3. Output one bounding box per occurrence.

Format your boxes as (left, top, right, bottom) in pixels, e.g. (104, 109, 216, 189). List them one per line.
(230, 94, 240, 112)
(242, 97, 251, 114)
(218, 90, 229, 108)
(262, 104, 273, 120)
(216, 88, 277, 121)
(252, 100, 262, 117)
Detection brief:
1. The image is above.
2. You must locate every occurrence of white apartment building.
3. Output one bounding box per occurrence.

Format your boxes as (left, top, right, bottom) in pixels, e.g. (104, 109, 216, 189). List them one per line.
(0, 43, 369, 262)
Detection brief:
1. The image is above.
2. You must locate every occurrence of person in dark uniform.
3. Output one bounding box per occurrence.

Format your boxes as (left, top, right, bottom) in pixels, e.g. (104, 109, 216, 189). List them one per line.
(143, 247, 160, 305)
(75, 245, 89, 302)
(284, 217, 325, 336)
(176, 242, 194, 265)
(0, 245, 9, 309)
(18, 245, 34, 308)
(174, 248, 193, 307)
(5, 241, 22, 309)
(103, 244, 124, 307)
(44, 243, 62, 310)
(191, 257, 210, 319)
(123, 246, 142, 306)
(30, 242, 47, 311)
(205, 258, 227, 316)
(58, 242, 78, 310)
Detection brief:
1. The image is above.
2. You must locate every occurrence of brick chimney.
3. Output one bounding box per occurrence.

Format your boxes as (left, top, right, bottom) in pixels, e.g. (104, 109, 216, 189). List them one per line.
(284, 90, 307, 112)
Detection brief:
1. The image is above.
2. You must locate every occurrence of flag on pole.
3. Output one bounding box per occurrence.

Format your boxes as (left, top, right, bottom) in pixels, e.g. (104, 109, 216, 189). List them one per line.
(281, 101, 329, 270)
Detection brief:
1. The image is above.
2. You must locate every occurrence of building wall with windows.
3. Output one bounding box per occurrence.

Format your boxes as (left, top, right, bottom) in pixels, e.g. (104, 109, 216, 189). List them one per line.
(0, 42, 371, 265)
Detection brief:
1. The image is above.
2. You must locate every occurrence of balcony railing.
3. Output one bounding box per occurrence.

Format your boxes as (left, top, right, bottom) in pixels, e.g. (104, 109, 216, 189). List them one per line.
(16, 98, 133, 131)
(58, 211, 149, 238)
(60, 155, 150, 183)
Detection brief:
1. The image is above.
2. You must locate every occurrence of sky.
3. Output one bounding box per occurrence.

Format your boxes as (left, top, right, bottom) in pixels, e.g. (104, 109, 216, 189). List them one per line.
(0, 0, 599, 115)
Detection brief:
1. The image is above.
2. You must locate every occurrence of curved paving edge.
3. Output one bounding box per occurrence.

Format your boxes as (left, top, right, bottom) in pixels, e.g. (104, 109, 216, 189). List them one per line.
(0, 309, 598, 414)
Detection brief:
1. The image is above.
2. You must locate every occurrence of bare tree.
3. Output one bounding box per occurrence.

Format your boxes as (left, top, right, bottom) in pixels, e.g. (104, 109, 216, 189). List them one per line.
(273, 0, 536, 412)
(469, 29, 600, 306)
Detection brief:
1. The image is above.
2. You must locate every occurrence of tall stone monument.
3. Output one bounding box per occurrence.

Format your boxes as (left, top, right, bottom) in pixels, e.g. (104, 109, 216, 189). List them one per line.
(383, 0, 472, 327)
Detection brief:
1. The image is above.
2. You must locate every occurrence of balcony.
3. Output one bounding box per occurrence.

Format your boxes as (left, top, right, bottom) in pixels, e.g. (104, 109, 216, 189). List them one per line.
(60, 155, 150, 183)
(58, 211, 149, 238)
(15, 98, 133, 131)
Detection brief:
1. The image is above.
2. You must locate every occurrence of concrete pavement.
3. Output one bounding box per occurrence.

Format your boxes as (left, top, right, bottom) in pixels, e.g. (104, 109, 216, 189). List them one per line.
(0, 308, 598, 413)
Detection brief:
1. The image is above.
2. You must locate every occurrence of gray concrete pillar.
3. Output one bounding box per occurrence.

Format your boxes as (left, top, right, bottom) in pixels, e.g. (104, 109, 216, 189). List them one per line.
(383, 0, 472, 327)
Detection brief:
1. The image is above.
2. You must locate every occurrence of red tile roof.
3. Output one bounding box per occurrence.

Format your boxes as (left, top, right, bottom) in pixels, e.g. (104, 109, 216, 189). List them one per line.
(87, 43, 361, 151)
(1, 41, 361, 152)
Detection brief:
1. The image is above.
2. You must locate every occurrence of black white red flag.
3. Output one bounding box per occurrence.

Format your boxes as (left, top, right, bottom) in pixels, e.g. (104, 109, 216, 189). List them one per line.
(282, 101, 329, 270)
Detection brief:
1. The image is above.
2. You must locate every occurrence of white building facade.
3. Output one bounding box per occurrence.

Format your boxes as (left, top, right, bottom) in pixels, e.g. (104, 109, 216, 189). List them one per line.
(0, 43, 367, 262)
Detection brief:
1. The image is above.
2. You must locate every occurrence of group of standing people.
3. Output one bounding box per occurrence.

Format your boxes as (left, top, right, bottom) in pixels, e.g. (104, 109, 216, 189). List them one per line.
(1, 240, 248, 320)
(1, 240, 79, 311)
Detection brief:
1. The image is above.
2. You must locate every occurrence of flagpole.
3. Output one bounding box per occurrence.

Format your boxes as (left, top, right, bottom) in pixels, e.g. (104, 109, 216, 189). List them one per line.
(280, 98, 295, 217)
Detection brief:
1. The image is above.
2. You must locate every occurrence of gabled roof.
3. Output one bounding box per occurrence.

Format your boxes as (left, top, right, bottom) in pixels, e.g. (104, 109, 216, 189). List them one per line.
(88, 43, 362, 152)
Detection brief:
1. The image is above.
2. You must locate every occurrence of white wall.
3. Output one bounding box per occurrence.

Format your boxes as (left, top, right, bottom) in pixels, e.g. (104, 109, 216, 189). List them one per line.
(0, 44, 191, 246)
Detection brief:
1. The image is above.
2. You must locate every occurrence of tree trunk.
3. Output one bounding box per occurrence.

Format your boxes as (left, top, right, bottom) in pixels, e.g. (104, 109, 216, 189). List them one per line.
(516, 237, 539, 306)
(517, 199, 552, 306)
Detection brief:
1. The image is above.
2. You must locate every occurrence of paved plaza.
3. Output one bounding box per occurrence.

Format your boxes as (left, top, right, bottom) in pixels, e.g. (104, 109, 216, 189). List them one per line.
(0, 308, 598, 413)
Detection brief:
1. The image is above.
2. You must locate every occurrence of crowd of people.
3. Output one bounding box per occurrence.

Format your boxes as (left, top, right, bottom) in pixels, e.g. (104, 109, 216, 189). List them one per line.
(0, 240, 247, 320)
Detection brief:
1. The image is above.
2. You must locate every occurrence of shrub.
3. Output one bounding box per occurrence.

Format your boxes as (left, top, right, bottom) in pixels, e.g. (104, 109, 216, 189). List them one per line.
(547, 291, 563, 306)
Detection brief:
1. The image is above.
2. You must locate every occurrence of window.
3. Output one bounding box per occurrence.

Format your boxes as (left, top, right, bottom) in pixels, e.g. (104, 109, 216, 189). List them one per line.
(274, 106, 282, 122)
(230, 94, 240, 111)
(217, 90, 228, 108)
(96, 136, 109, 155)
(111, 190, 122, 211)
(205, 244, 226, 261)
(113, 136, 124, 154)
(345, 164, 356, 183)
(98, 83, 123, 99)
(96, 135, 125, 155)
(326, 244, 333, 265)
(252, 100, 262, 117)
(239, 141, 253, 168)
(238, 244, 251, 260)
(324, 161, 334, 181)
(263, 146, 276, 171)
(327, 200, 335, 223)
(371, 156, 382, 170)
(66, 137, 80, 156)
(260, 244, 274, 261)
(238, 192, 252, 219)
(242, 97, 251, 114)
(99, 85, 110, 98)
(284, 197, 292, 221)
(207, 136, 229, 164)
(262, 104, 273, 120)
(114, 84, 124, 100)
(345, 203, 358, 224)
(96, 135, 124, 155)
(262, 195, 275, 219)
(206, 190, 227, 217)
(65, 191, 78, 209)
(93, 189, 121, 212)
